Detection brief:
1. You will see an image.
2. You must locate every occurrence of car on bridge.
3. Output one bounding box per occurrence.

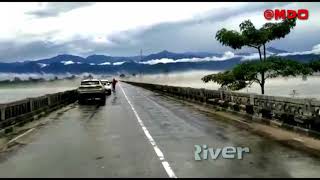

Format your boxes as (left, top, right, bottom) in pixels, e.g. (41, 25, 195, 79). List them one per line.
(101, 79, 112, 95)
(77, 79, 106, 105)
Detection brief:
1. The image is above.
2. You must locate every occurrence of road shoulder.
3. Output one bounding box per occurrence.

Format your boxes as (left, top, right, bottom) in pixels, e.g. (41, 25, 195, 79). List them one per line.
(0, 104, 76, 153)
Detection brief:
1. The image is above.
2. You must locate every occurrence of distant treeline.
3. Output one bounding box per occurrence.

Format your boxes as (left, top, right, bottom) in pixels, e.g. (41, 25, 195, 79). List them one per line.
(0, 75, 77, 85)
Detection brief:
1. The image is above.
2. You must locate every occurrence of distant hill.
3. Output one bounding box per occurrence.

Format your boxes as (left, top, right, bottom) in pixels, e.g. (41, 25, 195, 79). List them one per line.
(36, 54, 86, 64)
(36, 54, 137, 65)
(85, 55, 136, 64)
(34, 50, 225, 65)
(36, 57, 242, 74)
(266, 47, 289, 54)
(0, 48, 319, 74)
(182, 51, 221, 57)
(140, 50, 210, 61)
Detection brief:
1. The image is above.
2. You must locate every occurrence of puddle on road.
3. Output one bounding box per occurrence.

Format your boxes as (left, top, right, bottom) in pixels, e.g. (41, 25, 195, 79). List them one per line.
(95, 156, 104, 160)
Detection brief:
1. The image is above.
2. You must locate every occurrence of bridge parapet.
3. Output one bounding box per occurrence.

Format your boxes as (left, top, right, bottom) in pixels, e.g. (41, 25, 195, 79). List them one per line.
(122, 80, 320, 138)
(0, 90, 77, 135)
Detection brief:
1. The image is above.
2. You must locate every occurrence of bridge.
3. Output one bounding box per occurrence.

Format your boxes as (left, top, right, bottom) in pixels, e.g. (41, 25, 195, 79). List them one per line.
(0, 81, 320, 178)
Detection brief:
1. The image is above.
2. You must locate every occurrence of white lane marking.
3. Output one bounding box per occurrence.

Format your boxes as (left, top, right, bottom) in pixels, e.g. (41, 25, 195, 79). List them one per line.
(119, 83, 177, 178)
(7, 128, 35, 144)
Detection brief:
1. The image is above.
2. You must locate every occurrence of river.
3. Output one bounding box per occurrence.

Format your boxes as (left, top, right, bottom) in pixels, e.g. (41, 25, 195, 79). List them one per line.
(125, 70, 320, 99)
(0, 79, 80, 104)
(1, 70, 320, 104)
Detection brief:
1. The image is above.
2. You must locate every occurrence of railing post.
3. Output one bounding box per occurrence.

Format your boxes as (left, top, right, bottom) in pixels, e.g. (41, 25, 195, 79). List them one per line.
(200, 88, 206, 102)
(29, 98, 34, 112)
(0, 106, 5, 121)
(47, 95, 51, 106)
(220, 90, 224, 100)
(250, 94, 255, 105)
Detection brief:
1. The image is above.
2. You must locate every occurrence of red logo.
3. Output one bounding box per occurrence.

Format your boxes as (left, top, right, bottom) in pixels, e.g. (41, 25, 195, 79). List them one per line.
(264, 9, 309, 20)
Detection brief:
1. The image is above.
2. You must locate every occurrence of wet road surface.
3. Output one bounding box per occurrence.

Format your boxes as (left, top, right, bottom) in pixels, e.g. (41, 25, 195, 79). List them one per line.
(0, 82, 320, 178)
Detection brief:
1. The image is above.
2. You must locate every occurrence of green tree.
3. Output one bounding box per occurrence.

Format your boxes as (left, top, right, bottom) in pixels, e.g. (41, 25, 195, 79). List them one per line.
(202, 57, 312, 92)
(212, 18, 297, 94)
(308, 60, 320, 72)
(13, 77, 22, 82)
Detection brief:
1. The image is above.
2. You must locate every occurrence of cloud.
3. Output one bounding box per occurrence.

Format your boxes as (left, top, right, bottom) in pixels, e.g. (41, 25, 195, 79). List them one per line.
(240, 53, 268, 61)
(139, 43, 320, 65)
(140, 51, 237, 65)
(26, 2, 95, 18)
(238, 43, 320, 61)
(278, 44, 320, 56)
(0, 2, 319, 63)
(0, 36, 109, 62)
(37, 63, 48, 68)
(61, 60, 75, 65)
(104, 2, 293, 55)
(311, 44, 320, 54)
(98, 62, 111, 65)
(140, 58, 176, 65)
(0, 40, 70, 62)
(113, 61, 125, 65)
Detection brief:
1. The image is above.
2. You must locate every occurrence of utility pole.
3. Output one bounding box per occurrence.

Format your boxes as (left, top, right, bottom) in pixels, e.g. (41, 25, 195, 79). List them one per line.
(140, 49, 142, 61)
(139, 49, 143, 76)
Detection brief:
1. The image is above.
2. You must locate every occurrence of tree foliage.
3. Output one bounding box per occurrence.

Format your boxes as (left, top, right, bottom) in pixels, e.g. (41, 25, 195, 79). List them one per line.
(308, 60, 320, 72)
(202, 70, 247, 90)
(216, 18, 296, 52)
(207, 18, 297, 94)
(202, 57, 313, 91)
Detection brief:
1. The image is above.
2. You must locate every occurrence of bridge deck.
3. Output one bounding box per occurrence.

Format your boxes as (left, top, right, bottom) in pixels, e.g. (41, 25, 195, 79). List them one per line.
(0, 82, 320, 178)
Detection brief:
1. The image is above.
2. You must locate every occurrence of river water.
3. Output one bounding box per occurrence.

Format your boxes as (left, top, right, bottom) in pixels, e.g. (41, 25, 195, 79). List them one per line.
(125, 70, 320, 99)
(1, 70, 320, 104)
(0, 79, 80, 104)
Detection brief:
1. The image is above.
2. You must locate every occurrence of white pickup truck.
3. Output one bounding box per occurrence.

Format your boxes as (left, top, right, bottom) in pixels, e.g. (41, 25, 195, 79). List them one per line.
(77, 79, 106, 105)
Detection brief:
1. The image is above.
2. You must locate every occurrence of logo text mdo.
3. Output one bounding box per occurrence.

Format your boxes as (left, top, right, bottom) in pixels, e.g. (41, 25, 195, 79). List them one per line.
(264, 9, 309, 20)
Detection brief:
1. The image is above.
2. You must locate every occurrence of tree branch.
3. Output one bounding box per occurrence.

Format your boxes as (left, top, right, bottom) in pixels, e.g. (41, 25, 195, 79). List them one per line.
(257, 47, 262, 62)
(253, 77, 261, 84)
(247, 44, 259, 49)
(263, 44, 266, 61)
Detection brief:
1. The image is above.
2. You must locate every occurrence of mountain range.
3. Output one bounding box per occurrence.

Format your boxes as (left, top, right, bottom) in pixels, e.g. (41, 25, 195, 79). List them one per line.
(0, 47, 319, 74)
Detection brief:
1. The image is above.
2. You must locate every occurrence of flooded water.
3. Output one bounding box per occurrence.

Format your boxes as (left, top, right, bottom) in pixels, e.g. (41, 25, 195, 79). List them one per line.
(125, 70, 320, 99)
(1, 70, 320, 104)
(0, 79, 80, 104)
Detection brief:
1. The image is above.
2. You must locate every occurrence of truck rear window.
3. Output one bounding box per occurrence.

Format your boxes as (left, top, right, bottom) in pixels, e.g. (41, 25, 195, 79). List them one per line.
(81, 81, 100, 85)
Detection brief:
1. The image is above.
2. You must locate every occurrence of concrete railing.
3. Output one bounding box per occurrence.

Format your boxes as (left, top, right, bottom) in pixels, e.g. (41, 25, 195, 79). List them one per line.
(0, 90, 78, 134)
(122, 81, 320, 138)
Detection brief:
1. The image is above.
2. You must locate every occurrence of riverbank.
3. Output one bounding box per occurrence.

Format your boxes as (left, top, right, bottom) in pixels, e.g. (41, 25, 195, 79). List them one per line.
(0, 76, 77, 86)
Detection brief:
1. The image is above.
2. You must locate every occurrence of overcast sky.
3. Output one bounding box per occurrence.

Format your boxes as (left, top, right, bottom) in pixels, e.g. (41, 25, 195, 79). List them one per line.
(0, 2, 319, 62)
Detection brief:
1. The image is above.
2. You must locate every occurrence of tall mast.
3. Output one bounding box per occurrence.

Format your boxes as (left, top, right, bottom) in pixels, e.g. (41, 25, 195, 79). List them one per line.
(140, 49, 143, 61)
